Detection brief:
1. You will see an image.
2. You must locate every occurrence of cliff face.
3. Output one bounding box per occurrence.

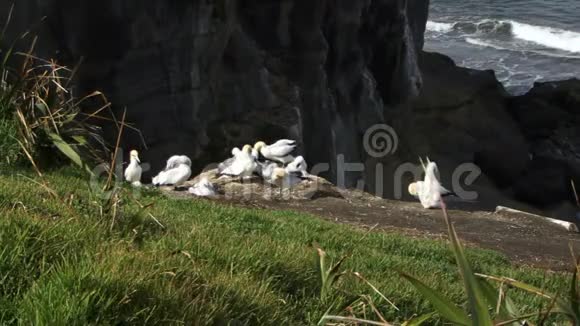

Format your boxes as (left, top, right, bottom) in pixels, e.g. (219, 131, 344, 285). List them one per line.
(2, 0, 429, 188)
(3, 1, 579, 217)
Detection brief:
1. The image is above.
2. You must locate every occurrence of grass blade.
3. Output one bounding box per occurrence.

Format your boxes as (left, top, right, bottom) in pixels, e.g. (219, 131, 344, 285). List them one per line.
(478, 278, 520, 324)
(568, 267, 580, 322)
(354, 272, 398, 311)
(47, 132, 90, 174)
(475, 274, 553, 299)
(440, 201, 493, 325)
(402, 312, 437, 326)
(321, 315, 392, 325)
(399, 272, 470, 325)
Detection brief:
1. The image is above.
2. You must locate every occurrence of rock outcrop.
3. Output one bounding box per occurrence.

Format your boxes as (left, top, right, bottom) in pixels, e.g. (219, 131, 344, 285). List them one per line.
(508, 79, 580, 211)
(2, 0, 428, 188)
(177, 169, 344, 201)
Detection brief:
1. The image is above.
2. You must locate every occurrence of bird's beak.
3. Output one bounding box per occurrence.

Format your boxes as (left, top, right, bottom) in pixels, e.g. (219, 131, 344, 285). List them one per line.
(136, 157, 141, 164)
(419, 157, 426, 172)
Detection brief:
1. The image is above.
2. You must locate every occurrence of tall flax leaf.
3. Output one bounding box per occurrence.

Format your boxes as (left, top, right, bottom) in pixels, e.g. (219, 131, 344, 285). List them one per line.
(441, 201, 493, 325)
(478, 279, 520, 325)
(568, 267, 579, 323)
(47, 132, 91, 175)
(399, 272, 470, 325)
(477, 273, 575, 319)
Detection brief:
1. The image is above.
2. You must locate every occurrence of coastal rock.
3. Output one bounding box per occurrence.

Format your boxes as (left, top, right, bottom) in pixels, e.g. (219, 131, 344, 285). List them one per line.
(508, 79, 580, 210)
(2, 0, 429, 188)
(417, 52, 529, 185)
(174, 169, 344, 201)
(376, 51, 528, 201)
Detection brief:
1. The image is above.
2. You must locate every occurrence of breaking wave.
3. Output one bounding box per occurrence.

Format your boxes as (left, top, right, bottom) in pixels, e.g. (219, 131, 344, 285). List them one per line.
(427, 19, 580, 54)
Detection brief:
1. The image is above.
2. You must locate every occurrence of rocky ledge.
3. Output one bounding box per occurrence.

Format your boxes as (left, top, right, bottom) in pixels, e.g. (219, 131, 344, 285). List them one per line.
(156, 171, 580, 270)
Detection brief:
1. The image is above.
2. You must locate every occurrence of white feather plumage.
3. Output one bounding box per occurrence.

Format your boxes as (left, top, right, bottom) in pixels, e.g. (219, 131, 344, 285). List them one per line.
(124, 150, 142, 186)
(408, 161, 454, 209)
(153, 155, 192, 186)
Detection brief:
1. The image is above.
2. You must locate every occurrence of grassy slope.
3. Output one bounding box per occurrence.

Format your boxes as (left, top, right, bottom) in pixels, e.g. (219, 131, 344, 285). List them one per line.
(0, 168, 571, 325)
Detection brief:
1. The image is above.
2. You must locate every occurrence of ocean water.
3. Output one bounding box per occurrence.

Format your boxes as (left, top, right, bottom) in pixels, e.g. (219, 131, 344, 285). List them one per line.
(425, 0, 580, 94)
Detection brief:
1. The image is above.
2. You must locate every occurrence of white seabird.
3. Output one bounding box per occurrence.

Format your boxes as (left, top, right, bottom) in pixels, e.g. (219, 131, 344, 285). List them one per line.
(253, 139, 296, 165)
(285, 155, 308, 176)
(189, 178, 217, 197)
(153, 155, 192, 187)
(260, 155, 307, 179)
(267, 164, 308, 198)
(218, 144, 258, 179)
(268, 157, 309, 188)
(124, 150, 142, 187)
(164, 155, 192, 171)
(217, 147, 241, 174)
(408, 158, 456, 209)
(258, 161, 279, 180)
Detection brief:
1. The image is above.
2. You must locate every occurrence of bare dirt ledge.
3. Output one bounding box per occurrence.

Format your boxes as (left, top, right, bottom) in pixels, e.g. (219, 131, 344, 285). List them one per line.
(160, 172, 580, 271)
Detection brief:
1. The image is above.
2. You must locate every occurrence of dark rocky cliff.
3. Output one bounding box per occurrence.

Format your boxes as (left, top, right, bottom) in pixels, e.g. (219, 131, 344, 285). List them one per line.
(1, 0, 428, 187)
(2, 1, 579, 218)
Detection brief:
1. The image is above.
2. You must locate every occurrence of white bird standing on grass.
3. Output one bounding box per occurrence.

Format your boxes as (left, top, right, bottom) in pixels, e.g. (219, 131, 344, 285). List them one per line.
(253, 139, 296, 165)
(153, 155, 192, 188)
(408, 158, 456, 209)
(189, 178, 217, 197)
(124, 150, 142, 187)
(218, 144, 258, 179)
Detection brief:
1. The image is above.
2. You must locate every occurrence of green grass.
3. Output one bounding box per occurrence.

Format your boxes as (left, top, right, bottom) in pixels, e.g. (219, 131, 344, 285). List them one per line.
(0, 167, 573, 325)
(0, 116, 20, 166)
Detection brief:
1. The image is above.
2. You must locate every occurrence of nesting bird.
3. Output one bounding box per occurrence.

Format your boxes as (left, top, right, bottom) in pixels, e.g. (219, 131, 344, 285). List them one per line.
(265, 156, 309, 197)
(207, 139, 308, 198)
(253, 139, 296, 165)
(408, 158, 456, 209)
(257, 161, 279, 180)
(124, 150, 142, 187)
(218, 147, 241, 174)
(164, 155, 192, 171)
(218, 144, 258, 179)
(153, 154, 192, 188)
(285, 155, 308, 177)
(189, 178, 217, 197)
